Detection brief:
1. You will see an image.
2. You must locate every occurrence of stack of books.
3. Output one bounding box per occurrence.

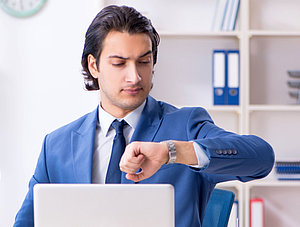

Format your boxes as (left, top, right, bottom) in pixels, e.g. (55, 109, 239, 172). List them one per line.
(275, 161, 300, 180)
(212, 0, 240, 31)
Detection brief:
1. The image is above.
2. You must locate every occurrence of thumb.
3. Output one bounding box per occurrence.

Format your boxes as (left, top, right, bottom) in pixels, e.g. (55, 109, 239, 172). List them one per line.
(126, 171, 146, 182)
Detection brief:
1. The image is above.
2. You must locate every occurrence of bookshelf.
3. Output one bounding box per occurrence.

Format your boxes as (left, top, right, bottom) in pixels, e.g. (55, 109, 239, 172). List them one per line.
(100, 0, 300, 226)
(217, 181, 245, 227)
(245, 180, 300, 227)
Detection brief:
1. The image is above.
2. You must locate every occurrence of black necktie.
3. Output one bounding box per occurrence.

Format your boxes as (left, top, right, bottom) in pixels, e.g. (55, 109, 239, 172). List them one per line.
(105, 120, 126, 183)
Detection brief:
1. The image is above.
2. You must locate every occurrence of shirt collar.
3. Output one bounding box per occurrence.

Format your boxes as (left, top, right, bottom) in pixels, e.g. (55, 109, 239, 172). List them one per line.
(98, 101, 146, 137)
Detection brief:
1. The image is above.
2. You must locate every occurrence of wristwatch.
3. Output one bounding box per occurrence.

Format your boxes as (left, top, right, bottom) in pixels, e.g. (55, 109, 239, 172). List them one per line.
(164, 140, 176, 164)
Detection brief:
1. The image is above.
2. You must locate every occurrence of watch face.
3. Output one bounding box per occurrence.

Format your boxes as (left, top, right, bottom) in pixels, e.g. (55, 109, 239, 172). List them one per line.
(0, 0, 46, 18)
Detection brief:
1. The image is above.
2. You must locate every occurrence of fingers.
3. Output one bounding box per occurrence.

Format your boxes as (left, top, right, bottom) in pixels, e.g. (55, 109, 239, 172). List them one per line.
(120, 154, 145, 174)
(126, 172, 146, 182)
(120, 141, 166, 182)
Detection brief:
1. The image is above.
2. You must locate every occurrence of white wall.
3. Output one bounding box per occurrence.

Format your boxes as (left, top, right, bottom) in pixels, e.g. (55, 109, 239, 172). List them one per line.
(0, 1, 217, 226)
(0, 1, 101, 226)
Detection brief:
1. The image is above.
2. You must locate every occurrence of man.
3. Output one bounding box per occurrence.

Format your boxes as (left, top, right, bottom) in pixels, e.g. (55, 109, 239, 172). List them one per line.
(14, 5, 274, 227)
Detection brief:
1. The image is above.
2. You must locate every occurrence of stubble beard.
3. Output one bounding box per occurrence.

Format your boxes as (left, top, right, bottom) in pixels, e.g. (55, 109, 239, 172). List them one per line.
(101, 86, 151, 113)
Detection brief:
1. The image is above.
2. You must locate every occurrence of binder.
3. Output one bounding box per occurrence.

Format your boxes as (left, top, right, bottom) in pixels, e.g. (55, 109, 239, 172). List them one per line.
(275, 161, 300, 174)
(275, 161, 300, 180)
(228, 200, 239, 227)
(215, 0, 240, 31)
(227, 50, 240, 105)
(222, 0, 234, 31)
(228, 0, 240, 31)
(277, 173, 300, 180)
(213, 50, 226, 105)
(212, 0, 228, 31)
(250, 198, 264, 227)
(213, 49, 240, 105)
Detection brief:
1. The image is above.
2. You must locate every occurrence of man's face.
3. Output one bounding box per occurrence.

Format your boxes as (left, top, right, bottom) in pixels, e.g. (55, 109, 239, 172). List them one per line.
(91, 31, 154, 118)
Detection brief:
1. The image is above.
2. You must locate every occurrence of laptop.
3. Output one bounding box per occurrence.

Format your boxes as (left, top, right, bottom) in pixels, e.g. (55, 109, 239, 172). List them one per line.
(34, 184, 174, 227)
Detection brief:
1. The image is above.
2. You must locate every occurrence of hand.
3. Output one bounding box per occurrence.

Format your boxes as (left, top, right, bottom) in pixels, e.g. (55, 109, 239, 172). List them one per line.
(119, 141, 169, 182)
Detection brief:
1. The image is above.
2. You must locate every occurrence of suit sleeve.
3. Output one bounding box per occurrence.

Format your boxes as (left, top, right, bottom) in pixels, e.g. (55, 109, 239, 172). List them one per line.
(13, 136, 50, 227)
(187, 108, 275, 184)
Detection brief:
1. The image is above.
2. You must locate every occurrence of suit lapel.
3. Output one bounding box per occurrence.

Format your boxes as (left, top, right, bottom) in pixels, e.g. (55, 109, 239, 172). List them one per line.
(70, 97, 163, 184)
(71, 107, 98, 183)
(130, 96, 163, 142)
(122, 96, 163, 184)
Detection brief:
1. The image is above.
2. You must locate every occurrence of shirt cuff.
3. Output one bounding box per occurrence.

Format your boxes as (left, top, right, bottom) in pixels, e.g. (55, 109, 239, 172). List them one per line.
(190, 141, 210, 168)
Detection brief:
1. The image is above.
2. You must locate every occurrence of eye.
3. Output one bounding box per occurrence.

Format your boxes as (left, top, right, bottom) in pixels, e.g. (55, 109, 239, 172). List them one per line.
(139, 61, 151, 64)
(138, 56, 152, 65)
(138, 58, 151, 64)
(112, 62, 125, 67)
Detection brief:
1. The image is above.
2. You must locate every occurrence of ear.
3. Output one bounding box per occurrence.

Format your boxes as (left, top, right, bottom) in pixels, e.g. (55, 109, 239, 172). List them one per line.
(87, 54, 99, 79)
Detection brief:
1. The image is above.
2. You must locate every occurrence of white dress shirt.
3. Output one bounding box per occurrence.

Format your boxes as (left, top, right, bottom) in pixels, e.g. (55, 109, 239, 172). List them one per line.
(92, 102, 209, 184)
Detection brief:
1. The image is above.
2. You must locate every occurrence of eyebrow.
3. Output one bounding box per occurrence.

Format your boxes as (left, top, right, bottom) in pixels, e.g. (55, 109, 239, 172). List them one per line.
(139, 50, 152, 58)
(108, 50, 152, 60)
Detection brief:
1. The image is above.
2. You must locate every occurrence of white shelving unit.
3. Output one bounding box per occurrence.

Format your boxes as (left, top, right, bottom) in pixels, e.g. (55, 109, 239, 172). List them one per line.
(101, 0, 300, 226)
(245, 180, 300, 227)
(217, 181, 244, 227)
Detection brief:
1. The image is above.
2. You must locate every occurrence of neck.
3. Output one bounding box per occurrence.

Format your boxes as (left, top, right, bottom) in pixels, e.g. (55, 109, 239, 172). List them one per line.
(100, 103, 135, 119)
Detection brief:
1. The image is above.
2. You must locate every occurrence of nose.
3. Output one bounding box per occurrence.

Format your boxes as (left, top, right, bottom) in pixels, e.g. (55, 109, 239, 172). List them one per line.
(125, 63, 141, 84)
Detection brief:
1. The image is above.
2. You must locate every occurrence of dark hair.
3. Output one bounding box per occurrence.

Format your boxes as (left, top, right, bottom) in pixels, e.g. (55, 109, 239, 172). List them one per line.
(81, 5, 160, 90)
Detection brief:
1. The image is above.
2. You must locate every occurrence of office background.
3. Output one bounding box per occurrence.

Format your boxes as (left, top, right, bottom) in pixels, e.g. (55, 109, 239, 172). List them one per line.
(1, 0, 300, 226)
(0, 1, 101, 226)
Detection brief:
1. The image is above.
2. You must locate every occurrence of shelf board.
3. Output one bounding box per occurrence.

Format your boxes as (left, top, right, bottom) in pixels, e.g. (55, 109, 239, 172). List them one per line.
(216, 180, 244, 188)
(174, 105, 240, 113)
(249, 105, 300, 112)
(159, 30, 240, 38)
(206, 106, 241, 113)
(249, 30, 300, 37)
(246, 179, 300, 187)
(159, 30, 300, 38)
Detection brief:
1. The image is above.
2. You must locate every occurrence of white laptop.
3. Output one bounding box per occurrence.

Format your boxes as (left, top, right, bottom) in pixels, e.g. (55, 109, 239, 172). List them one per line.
(34, 184, 174, 227)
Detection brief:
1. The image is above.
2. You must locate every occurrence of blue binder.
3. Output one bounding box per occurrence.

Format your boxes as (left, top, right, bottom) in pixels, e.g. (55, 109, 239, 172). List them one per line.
(213, 49, 240, 105)
(213, 50, 226, 105)
(227, 50, 240, 105)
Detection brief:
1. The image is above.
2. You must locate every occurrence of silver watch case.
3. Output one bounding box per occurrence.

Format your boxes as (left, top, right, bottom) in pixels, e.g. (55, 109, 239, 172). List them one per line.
(165, 140, 176, 164)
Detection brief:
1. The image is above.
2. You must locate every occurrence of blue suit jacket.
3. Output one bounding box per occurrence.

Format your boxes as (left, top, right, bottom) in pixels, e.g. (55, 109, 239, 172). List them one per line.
(14, 96, 274, 227)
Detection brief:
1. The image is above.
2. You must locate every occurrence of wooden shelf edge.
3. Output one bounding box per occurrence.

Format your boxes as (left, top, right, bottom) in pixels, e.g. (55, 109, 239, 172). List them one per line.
(216, 180, 244, 188)
(173, 105, 241, 113)
(249, 30, 300, 37)
(248, 105, 300, 112)
(159, 31, 240, 38)
(245, 179, 300, 187)
(207, 106, 241, 113)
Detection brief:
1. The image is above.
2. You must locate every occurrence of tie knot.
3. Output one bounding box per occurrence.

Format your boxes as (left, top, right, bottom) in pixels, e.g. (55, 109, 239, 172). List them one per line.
(111, 120, 126, 134)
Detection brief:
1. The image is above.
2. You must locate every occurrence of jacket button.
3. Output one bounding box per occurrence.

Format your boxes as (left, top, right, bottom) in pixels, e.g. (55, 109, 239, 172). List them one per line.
(216, 150, 222, 155)
(223, 150, 228, 155)
(227, 150, 233, 155)
(232, 150, 237, 155)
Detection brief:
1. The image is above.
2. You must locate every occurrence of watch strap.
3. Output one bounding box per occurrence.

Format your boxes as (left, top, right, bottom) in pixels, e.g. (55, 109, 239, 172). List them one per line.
(164, 140, 176, 164)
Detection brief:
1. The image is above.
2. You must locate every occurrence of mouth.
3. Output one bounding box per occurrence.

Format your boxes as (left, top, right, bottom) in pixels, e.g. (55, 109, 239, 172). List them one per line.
(122, 87, 143, 95)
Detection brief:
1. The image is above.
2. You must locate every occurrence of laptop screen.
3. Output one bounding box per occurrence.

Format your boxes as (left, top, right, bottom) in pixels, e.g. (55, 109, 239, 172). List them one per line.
(34, 184, 174, 227)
